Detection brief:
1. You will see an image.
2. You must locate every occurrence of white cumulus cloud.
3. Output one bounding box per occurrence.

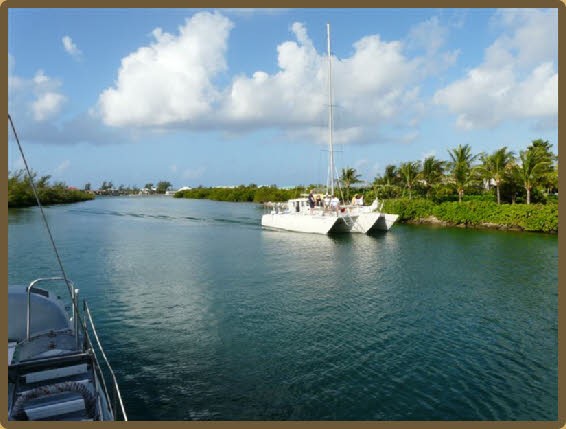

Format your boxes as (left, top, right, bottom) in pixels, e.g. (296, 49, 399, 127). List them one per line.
(11, 69, 68, 121)
(31, 91, 67, 121)
(98, 13, 455, 145)
(62, 36, 82, 59)
(98, 12, 233, 127)
(407, 16, 448, 54)
(8, 58, 131, 145)
(434, 8, 557, 130)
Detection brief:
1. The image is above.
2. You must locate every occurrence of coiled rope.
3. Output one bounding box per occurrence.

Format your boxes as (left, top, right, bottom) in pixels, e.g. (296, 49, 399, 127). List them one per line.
(11, 380, 97, 420)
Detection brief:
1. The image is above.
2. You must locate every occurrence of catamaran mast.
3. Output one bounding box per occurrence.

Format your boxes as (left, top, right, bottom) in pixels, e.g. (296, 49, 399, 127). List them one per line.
(327, 23, 335, 197)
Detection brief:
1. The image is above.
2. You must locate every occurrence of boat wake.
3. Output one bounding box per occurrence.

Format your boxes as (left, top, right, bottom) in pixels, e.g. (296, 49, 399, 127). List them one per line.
(67, 208, 260, 228)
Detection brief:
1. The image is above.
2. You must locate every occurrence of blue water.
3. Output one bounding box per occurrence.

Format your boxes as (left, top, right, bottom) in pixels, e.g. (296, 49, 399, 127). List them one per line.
(8, 196, 558, 420)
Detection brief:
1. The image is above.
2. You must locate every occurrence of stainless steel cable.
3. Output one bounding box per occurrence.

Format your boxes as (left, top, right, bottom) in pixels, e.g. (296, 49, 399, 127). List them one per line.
(8, 114, 73, 296)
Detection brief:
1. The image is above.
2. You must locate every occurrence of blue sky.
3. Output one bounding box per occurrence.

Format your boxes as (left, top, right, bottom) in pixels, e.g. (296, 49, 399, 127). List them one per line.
(8, 8, 558, 189)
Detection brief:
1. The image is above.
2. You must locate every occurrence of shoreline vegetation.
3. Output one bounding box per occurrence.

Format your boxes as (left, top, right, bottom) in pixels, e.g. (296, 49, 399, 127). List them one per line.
(8, 170, 94, 208)
(174, 185, 299, 204)
(382, 199, 557, 233)
(9, 139, 558, 233)
(175, 139, 558, 233)
(174, 187, 558, 234)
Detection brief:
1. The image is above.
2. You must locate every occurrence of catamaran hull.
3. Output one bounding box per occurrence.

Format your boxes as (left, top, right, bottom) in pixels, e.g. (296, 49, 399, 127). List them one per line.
(350, 212, 399, 233)
(261, 213, 350, 234)
(369, 213, 399, 233)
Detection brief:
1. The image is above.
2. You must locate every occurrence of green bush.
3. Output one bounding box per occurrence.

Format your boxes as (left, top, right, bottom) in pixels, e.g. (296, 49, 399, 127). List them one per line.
(382, 198, 435, 221)
(433, 201, 499, 225)
(381, 198, 557, 232)
(427, 183, 457, 199)
(432, 194, 496, 204)
(363, 190, 377, 206)
(523, 204, 558, 232)
(375, 185, 402, 200)
(8, 170, 94, 208)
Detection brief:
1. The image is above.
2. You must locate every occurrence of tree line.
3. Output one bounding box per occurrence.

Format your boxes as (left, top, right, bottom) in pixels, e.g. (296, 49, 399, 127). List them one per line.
(364, 139, 557, 205)
(87, 181, 173, 195)
(175, 184, 299, 203)
(169, 138, 559, 208)
(8, 170, 94, 208)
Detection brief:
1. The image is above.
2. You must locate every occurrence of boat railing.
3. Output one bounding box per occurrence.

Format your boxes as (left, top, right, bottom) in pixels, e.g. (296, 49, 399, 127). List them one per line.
(24, 277, 128, 421)
(264, 201, 368, 216)
(340, 199, 383, 214)
(83, 301, 128, 421)
(26, 277, 78, 346)
(264, 202, 288, 214)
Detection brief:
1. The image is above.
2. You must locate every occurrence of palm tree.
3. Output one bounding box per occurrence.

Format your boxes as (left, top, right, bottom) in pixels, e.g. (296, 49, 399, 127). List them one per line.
(399, 161, 421, 200)
(421, 156, 445, 198)
(548, 159, 558, 195)
(513, 149, 551, 204)
(527, 139, 554, 162)
(340, 167, 362, 202)
(527, 139, 556, 194)
(477, 147, 515, 204)
(383, 164, 398, 186)
(447, 144, 479, 203)
(502, 165, 520, 204)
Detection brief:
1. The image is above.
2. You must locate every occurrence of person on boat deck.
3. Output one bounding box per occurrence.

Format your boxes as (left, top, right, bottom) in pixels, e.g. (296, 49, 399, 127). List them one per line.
(308, 189, 315, 214)
(355, 194, 364, 206)
(351, 195, 358, 205)
(323, 194, 330, 211)
(330, 195, 340, 215)
(316, 194, 322, 207)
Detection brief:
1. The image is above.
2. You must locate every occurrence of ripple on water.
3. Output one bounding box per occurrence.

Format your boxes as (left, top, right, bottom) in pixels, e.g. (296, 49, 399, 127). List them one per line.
(8, 199, 558, 420)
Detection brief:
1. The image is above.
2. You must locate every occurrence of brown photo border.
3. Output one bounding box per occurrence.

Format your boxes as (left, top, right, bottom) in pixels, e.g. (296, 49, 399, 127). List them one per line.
(1, 1, 564, 427)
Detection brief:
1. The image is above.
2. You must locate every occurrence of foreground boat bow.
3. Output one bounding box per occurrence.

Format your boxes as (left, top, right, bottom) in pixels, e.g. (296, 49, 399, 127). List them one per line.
(8, 277, 127, 421)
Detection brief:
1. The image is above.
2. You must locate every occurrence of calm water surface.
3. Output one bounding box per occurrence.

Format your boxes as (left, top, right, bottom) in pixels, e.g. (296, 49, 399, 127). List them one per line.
(8, 196, 558, 420)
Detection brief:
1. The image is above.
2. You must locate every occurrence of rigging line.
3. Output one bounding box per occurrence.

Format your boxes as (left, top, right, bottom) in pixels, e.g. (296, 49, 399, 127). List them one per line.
(8, 114, 72, 295)
(316, 147, 321, 192)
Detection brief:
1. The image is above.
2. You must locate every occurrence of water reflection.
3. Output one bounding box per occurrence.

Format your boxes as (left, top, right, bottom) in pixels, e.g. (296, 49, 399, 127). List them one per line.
(8, 198, 558, 420)
(8, 207, 39, 224)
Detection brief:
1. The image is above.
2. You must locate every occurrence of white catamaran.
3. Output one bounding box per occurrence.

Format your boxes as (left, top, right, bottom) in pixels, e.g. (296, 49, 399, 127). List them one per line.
(261, 24, 398, 235)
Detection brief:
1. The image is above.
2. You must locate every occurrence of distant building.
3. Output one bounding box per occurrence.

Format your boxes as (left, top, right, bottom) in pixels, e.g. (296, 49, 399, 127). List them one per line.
(138, 186, 159, 195)
(94, 188, 120, 196)
(483, 178, 496, 190)
(164, 186, 191, 196)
